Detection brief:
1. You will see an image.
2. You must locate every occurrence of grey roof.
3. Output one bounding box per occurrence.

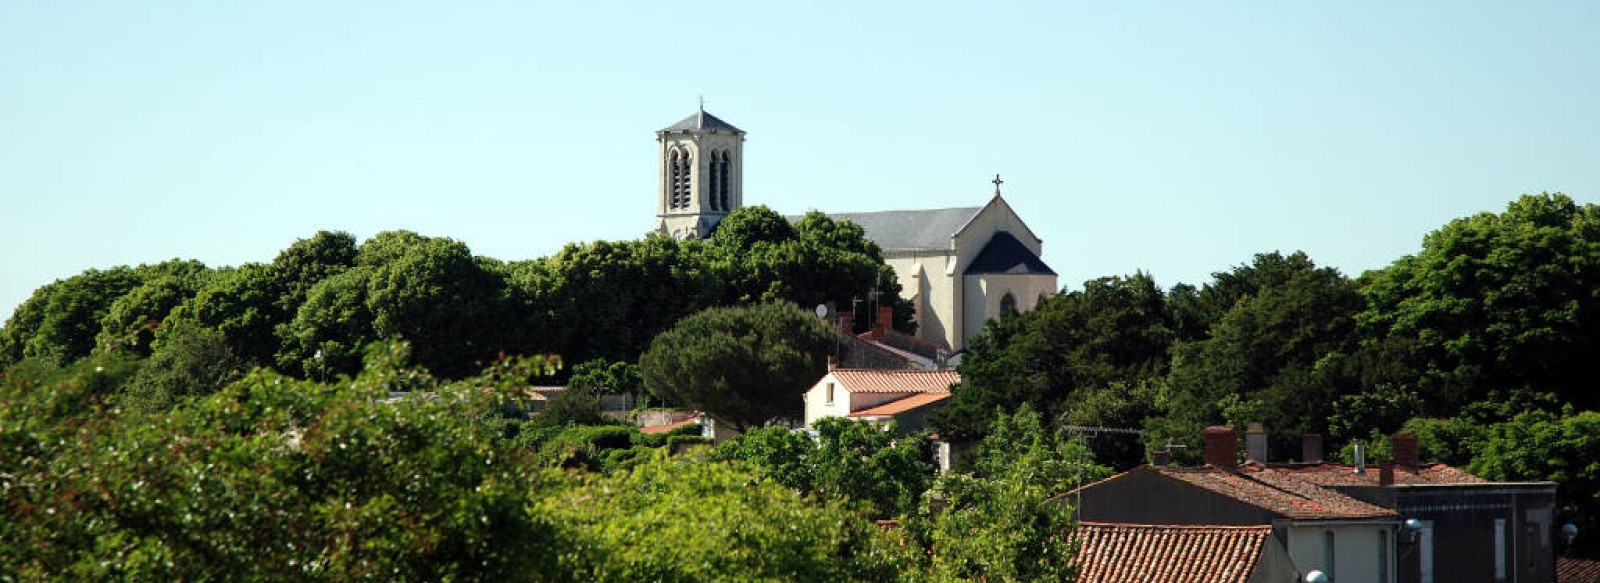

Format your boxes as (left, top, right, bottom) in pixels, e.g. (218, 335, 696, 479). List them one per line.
(964, 231, 1056, 275)
(660, 110, 743, 134)
(823, 207, 983, 252)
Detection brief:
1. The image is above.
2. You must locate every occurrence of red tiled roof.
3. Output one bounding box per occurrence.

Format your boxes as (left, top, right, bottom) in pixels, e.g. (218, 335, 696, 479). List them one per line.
(639, 418, 698, 435)
(1245, 462, 1487, 486)
(1073, 522, 1272, 583)
(829, 369, 959, 394)
(1152, 466, 1395, 520)
(1559, 556, 1600, 583)
(850, 392, 952, 417)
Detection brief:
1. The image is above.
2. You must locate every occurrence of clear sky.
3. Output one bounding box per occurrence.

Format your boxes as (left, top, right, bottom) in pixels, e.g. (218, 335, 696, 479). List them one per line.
(3, 1, 1597, 322)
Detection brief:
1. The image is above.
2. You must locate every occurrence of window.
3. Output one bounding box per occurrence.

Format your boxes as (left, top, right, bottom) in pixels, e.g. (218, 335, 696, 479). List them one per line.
(1323, 531, 1336, 581)
(717, 151, 731, 210)
(669, 148, 692, 209)
(999, 292, 1017, 314)
(707, 150, 721, 211)
(826, 382, 835, 405)
(1378, 529, 1389, 583)
(1494, 518, 1506, 581)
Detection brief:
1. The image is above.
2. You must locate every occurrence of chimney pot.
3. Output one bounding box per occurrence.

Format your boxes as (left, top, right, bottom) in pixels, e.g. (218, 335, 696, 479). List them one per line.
(1245, 422, 1268, 464)
(875, 306, 894, 336)
(838, 313, 854, 334)
(1301, 433, 1324, 464)
(1392, 434, 1419, 469)
(1202, 426, 1239, 470)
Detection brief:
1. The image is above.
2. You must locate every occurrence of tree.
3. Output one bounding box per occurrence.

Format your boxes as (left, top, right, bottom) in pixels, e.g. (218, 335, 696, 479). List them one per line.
(1152, 251, 1363, 461)
(934, 272, 1175, 455)
(1, 266, 145, 367)
(119, 321, 247, 413)
(1469, 407, 1600, 554)
(1359, 193, 1600, 411)
(716, 417, 935, 518)
(640, 302, 833, 432)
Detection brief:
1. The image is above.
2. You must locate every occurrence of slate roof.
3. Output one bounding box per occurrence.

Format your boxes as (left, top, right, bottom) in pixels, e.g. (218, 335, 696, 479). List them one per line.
(824, 207, 982, 251)
(1074, 523, 1272, 583)
(964, 231, 1056, 275)
(1150, 466, 1396, 520)
(829, 369, 960, 394)
(850, 392, 952, 417)
(660, 110, 743, 133)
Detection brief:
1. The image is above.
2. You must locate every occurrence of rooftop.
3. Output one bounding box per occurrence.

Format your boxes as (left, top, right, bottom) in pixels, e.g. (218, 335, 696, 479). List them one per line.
(1147, 466, 1396, 520)
(850, 392, 952, 417)
(659, 110, 743, 134)
(828, 368, 960, 394)
(964, 231, 1056, 275)
(822, 207, 982, 251)
(1074, 522, 1273, 583)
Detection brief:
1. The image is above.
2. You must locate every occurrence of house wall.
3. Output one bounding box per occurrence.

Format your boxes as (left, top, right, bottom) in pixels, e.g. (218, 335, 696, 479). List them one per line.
(802, 375, 853, 427)
(1285, 523, 1396, 583)
(1391, 486, 1557, 583)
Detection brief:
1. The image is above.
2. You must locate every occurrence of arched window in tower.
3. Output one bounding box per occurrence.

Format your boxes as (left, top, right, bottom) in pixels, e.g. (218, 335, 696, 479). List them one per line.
(717, 150, 731, 211)
(999, 292, 1017, 315)
(707, 149, 722, 211)
(669, 148, 692, 209)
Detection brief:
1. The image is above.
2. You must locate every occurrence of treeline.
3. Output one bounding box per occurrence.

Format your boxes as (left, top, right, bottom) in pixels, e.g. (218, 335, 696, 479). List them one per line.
(932, 192, 1600, 550)
(0, 341, 1092, 580)
(0, 206, 909, 407)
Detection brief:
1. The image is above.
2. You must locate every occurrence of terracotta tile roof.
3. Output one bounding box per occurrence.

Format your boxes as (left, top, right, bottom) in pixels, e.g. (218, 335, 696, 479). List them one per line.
(850, 392, 952, 417)
(1152, 466, 1395, 520)
(639, 418, 699, 435)
(829, 369, 960, 394)
(1244, 462, 1487, 486)
(1559, 556, 1600, 582)
(1073, 522, 1272, 583)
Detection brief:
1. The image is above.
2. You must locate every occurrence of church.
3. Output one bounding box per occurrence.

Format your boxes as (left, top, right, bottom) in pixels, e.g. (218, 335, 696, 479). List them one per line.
(652, 109, 1057, 352)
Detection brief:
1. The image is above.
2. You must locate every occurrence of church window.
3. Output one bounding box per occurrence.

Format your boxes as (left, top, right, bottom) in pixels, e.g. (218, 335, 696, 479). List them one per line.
(669, 148, 692, 209)
(999, 292, 1017, 314)
(717, 151, 731, 211)
(708, 149, 722, 211)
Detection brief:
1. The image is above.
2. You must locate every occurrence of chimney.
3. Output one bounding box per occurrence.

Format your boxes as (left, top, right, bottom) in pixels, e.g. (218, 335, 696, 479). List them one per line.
(1151, 449, 1171, 467)
(1301, 434, 1324, 464)
(1353, 443, 1367, 474)
(875, 306, 894, 337)
(1245, 422, 1268, 464)
(1379, 461, 1395, 486)
(1392, 434, 1419, 469)
(1202, 426, 1238, 469)
(837, 313, 854, 335)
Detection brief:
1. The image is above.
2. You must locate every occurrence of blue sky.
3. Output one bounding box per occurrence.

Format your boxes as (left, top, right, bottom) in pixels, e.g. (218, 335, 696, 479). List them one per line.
(3, 1, 1597, 321)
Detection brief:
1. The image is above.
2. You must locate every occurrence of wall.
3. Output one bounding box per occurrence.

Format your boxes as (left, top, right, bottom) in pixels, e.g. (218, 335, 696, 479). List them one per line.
(1285, 523, 1396, 583)
(960, 272, 1058, 346)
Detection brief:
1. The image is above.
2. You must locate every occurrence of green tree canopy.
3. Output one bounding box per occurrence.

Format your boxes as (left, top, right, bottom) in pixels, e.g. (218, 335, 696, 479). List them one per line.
(640, 302, 833, 432)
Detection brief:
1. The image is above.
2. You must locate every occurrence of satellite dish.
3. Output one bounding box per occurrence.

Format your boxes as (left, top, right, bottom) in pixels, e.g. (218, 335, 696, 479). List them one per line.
(815, 304, 829, 318)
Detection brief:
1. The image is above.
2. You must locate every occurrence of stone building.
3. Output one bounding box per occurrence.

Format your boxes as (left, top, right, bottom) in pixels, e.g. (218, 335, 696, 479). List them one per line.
(650, 109, 1056, 351)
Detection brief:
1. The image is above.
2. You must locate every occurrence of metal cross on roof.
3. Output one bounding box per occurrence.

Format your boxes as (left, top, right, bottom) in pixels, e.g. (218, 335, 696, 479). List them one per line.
(992, 174, 1004, 196)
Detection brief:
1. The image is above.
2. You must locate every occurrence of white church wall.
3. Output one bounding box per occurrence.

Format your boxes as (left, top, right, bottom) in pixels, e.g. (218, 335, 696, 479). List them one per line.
(961, 272, 1058, 342)
(884, 251, 959, 350)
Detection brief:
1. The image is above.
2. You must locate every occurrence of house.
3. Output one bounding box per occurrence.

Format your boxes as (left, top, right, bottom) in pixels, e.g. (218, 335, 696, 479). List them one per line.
(1066, 426, 1559, 583)
(833, 306, 950, 370)
(801, 368, 959, 435)
(1073, 522, 1300, 583)
(651, 108, 1057, 352)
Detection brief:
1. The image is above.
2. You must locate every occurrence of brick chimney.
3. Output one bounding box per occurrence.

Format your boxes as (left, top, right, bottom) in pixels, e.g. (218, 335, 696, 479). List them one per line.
(875, 306, 894, 337)
(1379, 461, 1395, 486)
(1301, 433, 1324, 464)
(837, 313, 854, 334)
(1151, 449, 1171, 467)
(1245, 422, 1268, 463)
(1392, 434, 1419, 469)
(1203, 426, 1238, 469)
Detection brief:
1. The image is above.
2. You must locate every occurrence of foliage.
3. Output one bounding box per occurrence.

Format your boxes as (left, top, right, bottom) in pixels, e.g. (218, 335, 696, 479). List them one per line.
(640, 302, 833, 432)
(538, 454, 917, 582)
(566, 358, 642, 396)
(934, 273, 1175, 461)
(1359, 193, 1600, 411)
(1469, 407, 1600, 553)
(909, 406, 1092, 581)
(716, 417, 935, 518)
(119, 321, 248, 413)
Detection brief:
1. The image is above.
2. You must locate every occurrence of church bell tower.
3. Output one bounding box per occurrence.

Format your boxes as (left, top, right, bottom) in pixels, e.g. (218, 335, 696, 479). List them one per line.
(654, 107, 745, 238)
